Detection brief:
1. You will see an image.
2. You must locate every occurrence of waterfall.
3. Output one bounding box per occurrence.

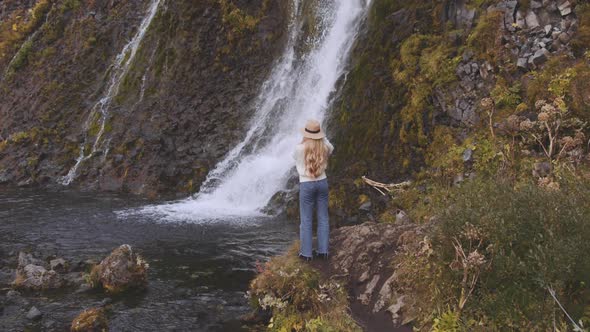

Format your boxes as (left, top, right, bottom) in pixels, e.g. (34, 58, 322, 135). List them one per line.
(140, 0, 371, 221)
(59, 0, 163, 186)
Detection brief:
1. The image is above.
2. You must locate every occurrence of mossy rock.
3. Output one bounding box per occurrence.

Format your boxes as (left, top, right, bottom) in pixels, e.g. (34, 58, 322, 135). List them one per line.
(70, 307, 108, 332)
(89, 244, 148, 294)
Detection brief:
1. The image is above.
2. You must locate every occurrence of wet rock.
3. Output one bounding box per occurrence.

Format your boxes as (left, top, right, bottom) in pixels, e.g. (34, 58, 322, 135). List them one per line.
(18, 252, 43, 267)
(26, 306, 42, 320)
(50, 258, 68, 273)
(14, 264, 63, 290)
(90, 244, 148, 294)
(14, 252, 64, 290)
(71, 307, 108, 332)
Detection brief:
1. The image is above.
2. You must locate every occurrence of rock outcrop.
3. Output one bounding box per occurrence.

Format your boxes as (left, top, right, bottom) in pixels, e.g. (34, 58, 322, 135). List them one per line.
(325, 221, 429, 329)
(89, 244, 148, 294)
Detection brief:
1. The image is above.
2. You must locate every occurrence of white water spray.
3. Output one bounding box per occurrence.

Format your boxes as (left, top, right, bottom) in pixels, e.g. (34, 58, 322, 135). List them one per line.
(139, 0, 371, 221)
(60, 0, 162, 185)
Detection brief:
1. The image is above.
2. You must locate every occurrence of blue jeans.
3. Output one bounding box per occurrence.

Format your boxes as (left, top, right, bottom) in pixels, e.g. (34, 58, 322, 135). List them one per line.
(299, 178, 329, 258)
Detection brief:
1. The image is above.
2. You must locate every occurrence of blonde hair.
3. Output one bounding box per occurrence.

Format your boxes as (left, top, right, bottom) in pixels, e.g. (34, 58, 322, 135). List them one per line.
(304, 139, 329, 178)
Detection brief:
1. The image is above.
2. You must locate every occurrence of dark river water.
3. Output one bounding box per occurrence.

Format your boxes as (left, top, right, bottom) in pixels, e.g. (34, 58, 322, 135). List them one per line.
(0, 187, 297, 331)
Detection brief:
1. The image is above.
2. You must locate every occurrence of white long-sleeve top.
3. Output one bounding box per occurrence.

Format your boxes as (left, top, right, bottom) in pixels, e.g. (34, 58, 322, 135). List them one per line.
(292, 138, 334, 183)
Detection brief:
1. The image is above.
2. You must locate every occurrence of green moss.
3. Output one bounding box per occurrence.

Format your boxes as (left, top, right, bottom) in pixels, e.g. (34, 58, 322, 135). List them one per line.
(467, 10, 503, 63)
(568, 62, 590, 118)
(249, 244, 361, 331)
(571, 4, 590, 57)
(87, 112, 102, 137)
(9, 39, 33, 71)
(490, 78, 521, 110)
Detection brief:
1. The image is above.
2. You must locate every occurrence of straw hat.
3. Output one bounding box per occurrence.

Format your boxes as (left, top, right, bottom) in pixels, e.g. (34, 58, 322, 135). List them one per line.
(301, 119, 326, 140)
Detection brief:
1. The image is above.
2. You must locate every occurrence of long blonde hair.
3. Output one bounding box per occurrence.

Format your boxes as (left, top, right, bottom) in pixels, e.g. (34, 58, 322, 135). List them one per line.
(304, 138, 329, 178)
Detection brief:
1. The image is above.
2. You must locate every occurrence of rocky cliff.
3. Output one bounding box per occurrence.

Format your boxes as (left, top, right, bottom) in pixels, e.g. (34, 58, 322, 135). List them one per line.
(0, 0, 288, 195)
(327, 0, 590, 220)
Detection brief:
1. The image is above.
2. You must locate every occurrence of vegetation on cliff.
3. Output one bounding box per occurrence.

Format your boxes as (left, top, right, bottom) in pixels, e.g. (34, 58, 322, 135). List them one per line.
(248, 244, 361, 331)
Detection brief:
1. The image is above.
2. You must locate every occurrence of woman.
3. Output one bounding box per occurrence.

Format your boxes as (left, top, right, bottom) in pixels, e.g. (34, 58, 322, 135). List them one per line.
(293, 119, 334, 261)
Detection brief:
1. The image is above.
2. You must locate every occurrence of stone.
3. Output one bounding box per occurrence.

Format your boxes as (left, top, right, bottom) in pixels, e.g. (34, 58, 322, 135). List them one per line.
(462, 148, 474, 162)
(358, 274, 380, 305)
(453, 174, 465, 186)
(517, 57, 529, 70)
(544, 24, 552, 36)
(26, 306, 42, 320)
(558, 1, 572, 16)
(50, 258, 68, 273)
(395, 210, 410, 224)
(18, 252, 43, 268)
(359, 201, 372, 212)
(531, 48, 550, 66)
(90, 244, 148, 294)
(531, 0, 543, 9)
(6, 290, 21, 298)
(558, 32, 571, 44)
(14, 264, 64, 290)
(525, 10, 540, 29)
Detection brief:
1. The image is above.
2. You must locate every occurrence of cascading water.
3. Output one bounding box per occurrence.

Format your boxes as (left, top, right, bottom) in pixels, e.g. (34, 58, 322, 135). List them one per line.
(137, 0, 371, 221)
(59, 0, 163, 186)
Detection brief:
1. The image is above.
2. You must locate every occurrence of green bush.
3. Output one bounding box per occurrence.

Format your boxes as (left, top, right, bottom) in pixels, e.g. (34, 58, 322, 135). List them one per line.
(427, 179, 590, 329)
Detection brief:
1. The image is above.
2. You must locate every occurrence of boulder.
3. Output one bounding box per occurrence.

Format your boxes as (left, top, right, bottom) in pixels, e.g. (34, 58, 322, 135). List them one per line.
(89, 245, 148, 294)
(26, 306, 42, 320)
(13, 252, 64, 290)
(71, 308, 108, 332)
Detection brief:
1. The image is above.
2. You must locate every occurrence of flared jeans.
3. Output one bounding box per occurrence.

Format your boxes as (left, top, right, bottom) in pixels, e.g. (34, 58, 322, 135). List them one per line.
(299, 178, 329, 258)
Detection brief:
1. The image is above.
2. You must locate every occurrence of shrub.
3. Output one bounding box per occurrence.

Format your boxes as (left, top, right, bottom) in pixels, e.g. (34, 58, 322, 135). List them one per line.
(409, 178, 590, 329)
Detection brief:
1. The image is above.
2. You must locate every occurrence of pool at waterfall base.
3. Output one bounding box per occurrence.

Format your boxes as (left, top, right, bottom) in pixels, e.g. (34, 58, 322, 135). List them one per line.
(0, 187, 297, 331)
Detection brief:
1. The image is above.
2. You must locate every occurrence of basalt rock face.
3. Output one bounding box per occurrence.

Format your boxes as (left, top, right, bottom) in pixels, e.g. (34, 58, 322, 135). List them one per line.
(0, 0, 289, 195)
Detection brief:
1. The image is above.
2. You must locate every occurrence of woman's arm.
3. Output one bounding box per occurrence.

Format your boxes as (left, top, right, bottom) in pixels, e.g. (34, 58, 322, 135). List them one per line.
(324, 138, 334, 155)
